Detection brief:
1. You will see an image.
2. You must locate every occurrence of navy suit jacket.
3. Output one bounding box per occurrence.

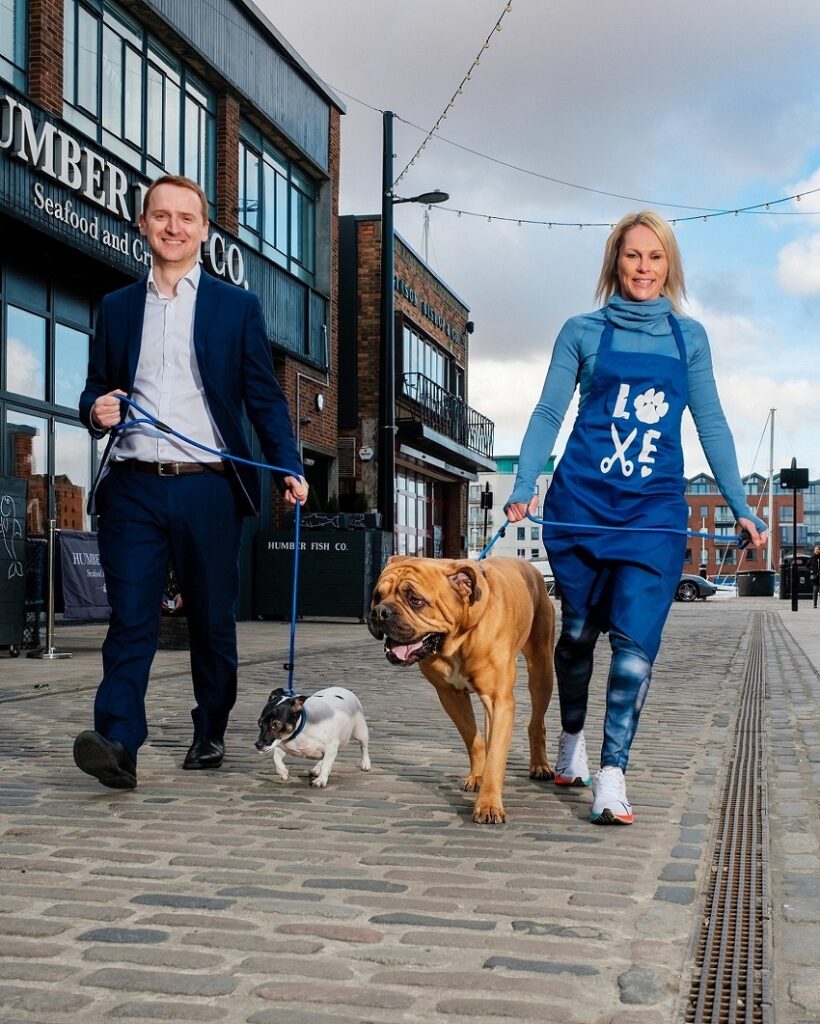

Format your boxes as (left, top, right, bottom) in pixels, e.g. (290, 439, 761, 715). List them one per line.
(80, 271, 303, 517)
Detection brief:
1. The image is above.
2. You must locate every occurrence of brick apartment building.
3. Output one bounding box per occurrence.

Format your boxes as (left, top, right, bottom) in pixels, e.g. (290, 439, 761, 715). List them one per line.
(338, 216, 495, 557)
(684, 472, 803, 576)
(1, 0, 343, 616)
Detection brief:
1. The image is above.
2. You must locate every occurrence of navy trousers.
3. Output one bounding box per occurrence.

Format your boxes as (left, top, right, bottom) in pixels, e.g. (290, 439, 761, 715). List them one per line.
(94, 466, 243, 761)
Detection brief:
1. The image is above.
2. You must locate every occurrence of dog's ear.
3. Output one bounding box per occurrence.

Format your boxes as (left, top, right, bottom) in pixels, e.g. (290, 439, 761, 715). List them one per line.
(268, 687, 285, 702)
(448, 563, 481, 605)
(291, 696, 306, 714)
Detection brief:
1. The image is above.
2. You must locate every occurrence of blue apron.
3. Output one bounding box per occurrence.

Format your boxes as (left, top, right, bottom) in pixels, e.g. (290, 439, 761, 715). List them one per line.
(543, 314, 689, 659)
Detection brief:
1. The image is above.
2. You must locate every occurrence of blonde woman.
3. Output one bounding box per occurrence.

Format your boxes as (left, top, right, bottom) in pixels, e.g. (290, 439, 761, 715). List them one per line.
(506, 211, 767, 824)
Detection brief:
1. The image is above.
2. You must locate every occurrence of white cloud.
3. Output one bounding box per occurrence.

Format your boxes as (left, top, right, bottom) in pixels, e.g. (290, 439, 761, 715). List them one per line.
(6, 338, 42, 397)
(776, 233, 820, 295)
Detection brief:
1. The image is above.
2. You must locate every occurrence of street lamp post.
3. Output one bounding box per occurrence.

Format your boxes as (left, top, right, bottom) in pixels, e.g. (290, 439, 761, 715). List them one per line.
(377, 109, 448, 542)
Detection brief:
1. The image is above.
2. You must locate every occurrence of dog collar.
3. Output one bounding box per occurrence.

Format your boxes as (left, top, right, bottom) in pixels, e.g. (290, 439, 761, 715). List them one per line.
(288, 707, 307, 742)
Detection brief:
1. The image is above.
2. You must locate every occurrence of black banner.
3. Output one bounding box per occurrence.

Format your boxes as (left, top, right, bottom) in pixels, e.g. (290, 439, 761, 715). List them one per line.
(59, 530, 110, 620)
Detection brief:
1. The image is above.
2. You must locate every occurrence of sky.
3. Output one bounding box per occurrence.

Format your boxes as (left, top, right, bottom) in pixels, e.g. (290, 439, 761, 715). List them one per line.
(263, 0, 820, 481)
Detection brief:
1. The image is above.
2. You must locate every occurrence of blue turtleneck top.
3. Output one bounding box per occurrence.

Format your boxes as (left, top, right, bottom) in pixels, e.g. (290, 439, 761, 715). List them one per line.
(507, 294, 767, 532)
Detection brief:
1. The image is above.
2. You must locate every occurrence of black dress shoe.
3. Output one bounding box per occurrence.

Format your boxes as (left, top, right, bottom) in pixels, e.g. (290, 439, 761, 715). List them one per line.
(73, 731, 137, 790)
(183, 737, 225, 770)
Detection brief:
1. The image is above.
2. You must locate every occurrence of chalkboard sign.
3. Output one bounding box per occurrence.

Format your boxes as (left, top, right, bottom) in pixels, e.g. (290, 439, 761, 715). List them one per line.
(0, 476, 27, 648)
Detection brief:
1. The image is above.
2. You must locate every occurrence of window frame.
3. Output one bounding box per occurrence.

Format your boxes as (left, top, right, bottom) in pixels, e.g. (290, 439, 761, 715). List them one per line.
(238, 121, 318, 284)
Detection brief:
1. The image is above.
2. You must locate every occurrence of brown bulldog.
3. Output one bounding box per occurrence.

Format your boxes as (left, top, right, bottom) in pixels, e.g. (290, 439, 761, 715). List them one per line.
(369, 555, 555, 824)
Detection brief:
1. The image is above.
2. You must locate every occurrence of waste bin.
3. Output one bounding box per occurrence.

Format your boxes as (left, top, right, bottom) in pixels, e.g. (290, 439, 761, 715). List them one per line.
(736, 569, 776, 597)
(779, 556, 812, 600)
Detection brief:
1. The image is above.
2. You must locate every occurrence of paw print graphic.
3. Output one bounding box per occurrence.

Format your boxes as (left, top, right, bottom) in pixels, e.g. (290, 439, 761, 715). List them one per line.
(633, 388, 669, 425)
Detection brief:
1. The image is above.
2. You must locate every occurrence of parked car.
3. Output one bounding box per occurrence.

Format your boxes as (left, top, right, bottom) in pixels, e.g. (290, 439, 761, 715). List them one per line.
(675, 574, 718, 602)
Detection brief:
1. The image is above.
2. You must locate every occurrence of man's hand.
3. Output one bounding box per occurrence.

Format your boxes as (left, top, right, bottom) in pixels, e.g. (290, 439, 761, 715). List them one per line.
(91, 389, 127, 430)
(738, 516, 767, 549)
(283, 475, 309, 506)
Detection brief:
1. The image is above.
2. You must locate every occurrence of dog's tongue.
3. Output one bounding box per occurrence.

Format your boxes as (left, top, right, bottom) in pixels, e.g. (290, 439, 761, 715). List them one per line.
(389, 639, 425, 662)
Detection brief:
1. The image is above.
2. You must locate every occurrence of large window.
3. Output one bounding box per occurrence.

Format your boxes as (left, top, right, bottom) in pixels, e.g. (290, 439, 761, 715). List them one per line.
(2, 262, 95, 533)
(402, 324, 447, 390)
(238, 122, 317, 283)
(63, 0, 216, 207)
(0, 0, 27, 89)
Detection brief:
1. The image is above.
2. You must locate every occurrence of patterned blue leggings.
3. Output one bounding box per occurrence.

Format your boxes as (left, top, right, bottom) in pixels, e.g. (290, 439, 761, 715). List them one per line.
(554, 605, 652, 772)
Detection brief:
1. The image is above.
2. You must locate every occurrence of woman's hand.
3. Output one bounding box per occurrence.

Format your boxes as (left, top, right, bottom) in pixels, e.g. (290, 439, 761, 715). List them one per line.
(738, 516, 767, 549)
(504, 496, 540, 523)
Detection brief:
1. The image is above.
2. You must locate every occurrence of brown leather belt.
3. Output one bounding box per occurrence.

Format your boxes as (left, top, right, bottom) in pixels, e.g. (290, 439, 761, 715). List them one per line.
(112, 460, 226, 476)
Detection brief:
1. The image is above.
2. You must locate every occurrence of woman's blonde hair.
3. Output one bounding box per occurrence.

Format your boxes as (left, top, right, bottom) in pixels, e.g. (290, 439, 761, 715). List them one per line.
(594, 210, 686, 311)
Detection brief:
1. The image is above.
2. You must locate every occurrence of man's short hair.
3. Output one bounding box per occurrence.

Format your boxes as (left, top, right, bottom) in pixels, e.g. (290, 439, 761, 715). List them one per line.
(143, 175, 209, 222)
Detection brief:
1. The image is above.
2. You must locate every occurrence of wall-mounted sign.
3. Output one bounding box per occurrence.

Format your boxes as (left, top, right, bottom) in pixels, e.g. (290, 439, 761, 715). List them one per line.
(1, 89, 247, 288)
(394, 274, 464, 343)
(359, 446, 374, 461)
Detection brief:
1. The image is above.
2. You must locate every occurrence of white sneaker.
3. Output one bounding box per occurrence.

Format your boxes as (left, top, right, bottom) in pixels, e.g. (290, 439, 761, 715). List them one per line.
(554, 729, 590, 786)
(591, 766, 633, 825)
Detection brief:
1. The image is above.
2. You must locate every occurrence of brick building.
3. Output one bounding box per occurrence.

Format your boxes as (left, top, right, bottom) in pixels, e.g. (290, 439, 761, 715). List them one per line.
(685, 472, 804, 576)
(338, 216, 495, 557)
(1, 0, 343, 616)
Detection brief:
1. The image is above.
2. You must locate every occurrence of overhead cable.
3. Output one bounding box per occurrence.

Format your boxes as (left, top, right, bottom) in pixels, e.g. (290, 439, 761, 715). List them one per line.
(431, 188, 820, 229)
(393, 1, 514, 187)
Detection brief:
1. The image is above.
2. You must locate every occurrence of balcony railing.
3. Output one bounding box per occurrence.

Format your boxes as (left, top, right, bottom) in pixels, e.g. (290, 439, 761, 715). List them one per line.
(400, 373, 494, 460)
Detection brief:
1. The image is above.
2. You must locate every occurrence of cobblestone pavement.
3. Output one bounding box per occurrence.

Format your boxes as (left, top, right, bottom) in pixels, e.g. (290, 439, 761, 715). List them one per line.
(1, 597, 818, 1024)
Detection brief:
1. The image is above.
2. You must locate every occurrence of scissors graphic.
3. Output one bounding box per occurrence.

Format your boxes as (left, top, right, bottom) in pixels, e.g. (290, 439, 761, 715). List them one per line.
(600, 423, 637, 477)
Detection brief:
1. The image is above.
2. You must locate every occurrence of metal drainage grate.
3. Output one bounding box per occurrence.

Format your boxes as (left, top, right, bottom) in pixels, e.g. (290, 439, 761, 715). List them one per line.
(683, 612, 771, 1024)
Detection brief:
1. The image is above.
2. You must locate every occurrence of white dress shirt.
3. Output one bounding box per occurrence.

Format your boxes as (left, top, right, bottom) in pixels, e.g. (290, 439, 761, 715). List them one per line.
(114, 263, 225, 463)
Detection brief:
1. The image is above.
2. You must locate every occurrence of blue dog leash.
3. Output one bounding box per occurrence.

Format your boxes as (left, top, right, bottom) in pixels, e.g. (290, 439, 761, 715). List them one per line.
(112, 395, 304, 696)
(476, 511, 753, 562)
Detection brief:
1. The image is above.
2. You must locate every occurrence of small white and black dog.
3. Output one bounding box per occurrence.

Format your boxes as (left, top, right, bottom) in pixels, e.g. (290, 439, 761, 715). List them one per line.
(255, 686, 371, 787)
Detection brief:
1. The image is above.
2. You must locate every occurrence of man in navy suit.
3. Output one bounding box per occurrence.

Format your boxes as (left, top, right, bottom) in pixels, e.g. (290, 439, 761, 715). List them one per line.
(73, 174, 308, 789)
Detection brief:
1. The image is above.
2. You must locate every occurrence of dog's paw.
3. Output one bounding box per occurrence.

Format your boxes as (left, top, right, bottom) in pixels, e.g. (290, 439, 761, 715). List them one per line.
(472, 799, 506, 825)
(463, 773, 483, 793)
(360, 759, 371, 772)
(311, 776, 328, 788)
(276, 769, 289, 782)
(529, 762, 554, 782)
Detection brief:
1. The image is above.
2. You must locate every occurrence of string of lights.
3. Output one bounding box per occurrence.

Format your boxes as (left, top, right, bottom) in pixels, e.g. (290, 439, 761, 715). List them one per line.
(429, 187, 820, 230)
(336, 87, 820, 223)
(393, 0, 514, 187)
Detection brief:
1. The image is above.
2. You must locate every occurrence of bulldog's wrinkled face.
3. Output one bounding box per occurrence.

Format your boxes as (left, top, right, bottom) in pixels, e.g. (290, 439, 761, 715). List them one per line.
(368, 557, 482, 666)
(255, 688, 305, 751)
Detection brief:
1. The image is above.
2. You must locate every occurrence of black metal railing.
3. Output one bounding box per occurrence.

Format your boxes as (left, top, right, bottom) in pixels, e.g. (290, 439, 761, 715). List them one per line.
(399, 373, 494, 459)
